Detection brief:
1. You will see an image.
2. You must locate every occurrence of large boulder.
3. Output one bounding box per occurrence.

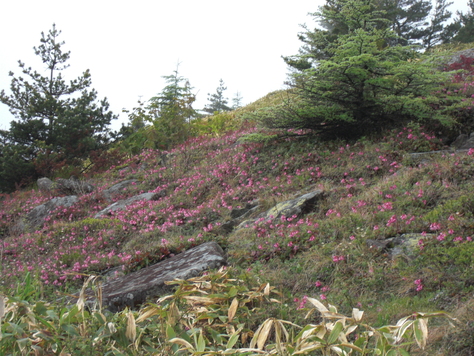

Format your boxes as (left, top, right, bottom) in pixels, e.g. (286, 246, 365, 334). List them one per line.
(95, 192, 158, 218)
(238, 190, 325, 229)
(450, 132, 474, 150)
(102, 179, 140, 202)
(37, 177, 54, 192)
(366, 233, 436, 259)
(91, 241, 227, 312)
(22, 196, 78, 231)
(55, 176, 95, 195)
(444, 48, 474, 67)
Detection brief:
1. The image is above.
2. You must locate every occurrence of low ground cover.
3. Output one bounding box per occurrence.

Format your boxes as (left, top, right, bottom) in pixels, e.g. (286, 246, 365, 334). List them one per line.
(1, 123, 473, 354)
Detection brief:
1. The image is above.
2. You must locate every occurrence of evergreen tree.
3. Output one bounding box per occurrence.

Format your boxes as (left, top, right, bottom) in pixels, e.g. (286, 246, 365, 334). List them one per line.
(203, 79, 231, 114)
(376, 0, 433, 46)
(0, 24, 115, 163)
(422, 0, 453, 49)
(0, 24, 115, 191)
(283, 0, 453, 67)
(268, 0, 451, 139)
(0, 134, 36, 192)
(442, 0, 474, 43)
(120, 65, 197, 151)
(232, 91, 244, 110)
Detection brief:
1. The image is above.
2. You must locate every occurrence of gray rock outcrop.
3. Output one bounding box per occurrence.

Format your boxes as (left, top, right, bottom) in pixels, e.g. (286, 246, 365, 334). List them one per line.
(445, 48, 474, 67)
(238, 190, 325, 229)
(92, 241, 227, 312)
(94, 192, 157, 218)
(37, 177, 54, 192)
(102, 179, 140, 202)
(450, 132, 474, 150)
(366, 233, 436, 259)
(23, 196, 78, 231)
(55, 176, 95, 195)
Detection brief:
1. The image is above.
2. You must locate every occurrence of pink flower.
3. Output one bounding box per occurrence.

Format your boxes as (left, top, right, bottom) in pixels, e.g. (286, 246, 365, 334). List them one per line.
(418, 239, 424, 250)
(386, 215, 397, 226)
(320, 294, 327, 300)
(430, 222, 441, 231)
(315, 280, 322, 287)
(297, 295, 308, 309)
(414, 279, 423, 292)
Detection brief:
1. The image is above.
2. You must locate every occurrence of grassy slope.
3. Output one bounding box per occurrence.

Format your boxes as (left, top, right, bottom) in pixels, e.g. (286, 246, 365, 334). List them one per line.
(1, 97, 474, 354)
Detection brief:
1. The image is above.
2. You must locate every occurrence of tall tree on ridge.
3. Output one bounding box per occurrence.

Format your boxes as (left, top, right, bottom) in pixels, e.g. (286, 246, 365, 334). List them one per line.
(203, 79, 231, 114)
(442, 0, 474, 43)
(0, 24, 115, 162)
(144, 64, 197, 149)
(0, 24, 116, 190)
(269, 0, 452, 139)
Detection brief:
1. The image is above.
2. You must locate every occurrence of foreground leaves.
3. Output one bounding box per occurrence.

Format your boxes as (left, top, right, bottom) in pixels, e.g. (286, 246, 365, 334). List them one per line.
(1, 267, 453, 355)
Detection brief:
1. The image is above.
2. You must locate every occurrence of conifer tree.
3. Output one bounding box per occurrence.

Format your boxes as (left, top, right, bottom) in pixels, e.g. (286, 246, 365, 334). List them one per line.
(0, 24, 115, 162)
(442, 0, 474, 43)
(269, 0, 451, 139)
(283, 0, 453, 68)
(422, 0, 453, 49)
(149, 66, 197, 149)
(377, 0, 433, 46)
(0, 24, 116, 191)
(232, 91, 244, 110)
(203, 79, 231, 114)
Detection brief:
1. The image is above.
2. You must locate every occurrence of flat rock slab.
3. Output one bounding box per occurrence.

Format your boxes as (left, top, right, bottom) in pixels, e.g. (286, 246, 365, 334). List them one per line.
(238, 189, 324, 229)
(102, 179, 140, 202)
(366, 233, 436, 259)
(94, 192, 156, 218)
(95, 241, 226, 311)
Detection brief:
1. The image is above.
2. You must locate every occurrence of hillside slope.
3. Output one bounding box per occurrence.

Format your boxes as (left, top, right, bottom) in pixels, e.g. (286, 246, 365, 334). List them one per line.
(1, 120, 474, 354)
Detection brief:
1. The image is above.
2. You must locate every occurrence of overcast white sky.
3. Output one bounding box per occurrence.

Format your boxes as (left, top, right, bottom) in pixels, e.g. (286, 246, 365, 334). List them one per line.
(0, 0, 325, 131)
(0, 0, 469, 132)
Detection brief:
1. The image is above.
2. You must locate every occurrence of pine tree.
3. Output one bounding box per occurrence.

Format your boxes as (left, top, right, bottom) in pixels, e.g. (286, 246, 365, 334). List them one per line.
(120, 64, 197, 151)
(442, 0, 474, 43)
(0, 24, 116, 191)
(377, 0, 433, 46)
(283, 0, 453, 67)
(0, 24, 115, 163)
(422, 0, 453, 49)
(232, 91, 244, 109)
(267, 0, 452, 139)
(203, 79, 231, 114)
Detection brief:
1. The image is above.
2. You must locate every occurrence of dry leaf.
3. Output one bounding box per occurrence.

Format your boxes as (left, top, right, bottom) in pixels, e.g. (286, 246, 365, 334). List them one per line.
(126, 311, 137, 342)
(228, 297, 239, 322)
